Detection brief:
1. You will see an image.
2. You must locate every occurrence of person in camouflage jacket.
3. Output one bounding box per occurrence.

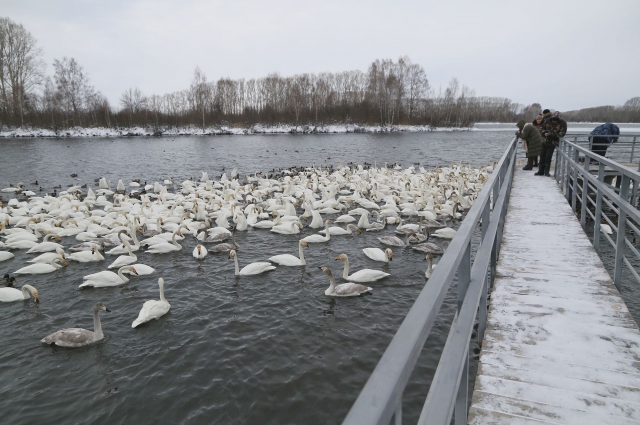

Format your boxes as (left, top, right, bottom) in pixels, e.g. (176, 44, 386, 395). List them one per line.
(535, 111, 567, 176)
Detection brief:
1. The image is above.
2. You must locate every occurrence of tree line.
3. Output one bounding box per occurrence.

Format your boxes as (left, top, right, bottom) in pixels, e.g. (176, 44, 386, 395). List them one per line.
(2, 16, 639, 132)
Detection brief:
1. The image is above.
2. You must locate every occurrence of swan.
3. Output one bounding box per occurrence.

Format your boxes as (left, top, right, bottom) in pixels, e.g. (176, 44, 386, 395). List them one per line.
(80, 265, 138, 288)
(413, 240, 446, 255)
(357, 212, 371, 229)
(269, 240, 308, 266)
(41, 303, 110, 348)
(146, 229, 184, 254)
(132, 278, 171, 328)
(377, 232, 416, 247)
(0, 251, 15, 262)
(320, 266, 372, 297)
(335, 214, 356, 224)
(363, 248, 393, 263)
(335, 253, 390, 282)
(108, 241, 137, 268)
(107, 227, 142, 253)
(425, 253, 437, 278)
(301, 220, 333, 243)
(209, 233, 240, 253)
(68, 245, 105, 263)
(319, 223, 361, 236)
(29, 247, 66, 263)
(270, 220, 302, 235)
(26, 234, 64, 253)
(229, 249, 276, 276)
(15, 257, 66, 275)
(123, 263, 155, 276)
(0, 284, 39, 303)
(432, 227, 456, 239)
(193, 244, 208, 259)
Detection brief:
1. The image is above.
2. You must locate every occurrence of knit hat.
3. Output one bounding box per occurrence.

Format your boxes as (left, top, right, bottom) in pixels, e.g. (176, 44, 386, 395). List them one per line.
(542, 109, 551, 117)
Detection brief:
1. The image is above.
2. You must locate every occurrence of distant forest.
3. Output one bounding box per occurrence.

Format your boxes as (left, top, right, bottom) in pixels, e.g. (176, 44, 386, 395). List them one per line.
(1, 16, 639, 132)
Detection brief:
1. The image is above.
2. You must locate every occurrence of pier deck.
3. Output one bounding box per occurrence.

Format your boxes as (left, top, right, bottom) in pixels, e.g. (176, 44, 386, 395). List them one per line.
(468, 169, 640, 424)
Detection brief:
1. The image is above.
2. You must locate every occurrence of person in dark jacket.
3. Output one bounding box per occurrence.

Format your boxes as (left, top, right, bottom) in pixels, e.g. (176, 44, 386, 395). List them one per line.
(531, 114, 544, 166)
(516, 119, 542, 170)
(590, 122, 620, 159)
(535, 111, 567, 176)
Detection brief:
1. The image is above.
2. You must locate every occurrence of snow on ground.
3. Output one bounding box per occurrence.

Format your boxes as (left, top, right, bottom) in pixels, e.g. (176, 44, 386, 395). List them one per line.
(0, 124, 472, 138)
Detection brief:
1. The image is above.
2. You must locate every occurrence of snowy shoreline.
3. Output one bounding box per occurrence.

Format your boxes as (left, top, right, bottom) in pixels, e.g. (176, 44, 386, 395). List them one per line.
(0, 124, 473, 138)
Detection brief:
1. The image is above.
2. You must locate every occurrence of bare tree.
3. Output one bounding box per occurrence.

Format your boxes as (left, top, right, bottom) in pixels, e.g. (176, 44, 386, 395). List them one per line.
(120, 87, 147, 127)
(190, 67, 211, 132)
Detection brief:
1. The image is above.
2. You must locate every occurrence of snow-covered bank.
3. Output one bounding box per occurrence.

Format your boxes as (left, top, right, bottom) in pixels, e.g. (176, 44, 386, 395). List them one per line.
(0, 124, 474, 138)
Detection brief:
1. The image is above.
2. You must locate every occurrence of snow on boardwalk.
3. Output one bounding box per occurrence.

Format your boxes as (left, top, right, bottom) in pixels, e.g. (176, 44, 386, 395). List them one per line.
(468, 169, 640, 425)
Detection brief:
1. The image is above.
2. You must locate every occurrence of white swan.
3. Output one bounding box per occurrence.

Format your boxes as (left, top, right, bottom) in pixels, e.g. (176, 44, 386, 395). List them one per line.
(26, 234, 64, 253)
(132, 277, 171, 328)
(320, 266, 372, 297)
(269, 240, 308, 266)
(146, 229, 184, 254)
(270, 220, 302, 235)
(28, 247, 66, 264)
(108, 241, 137, 268)
(41, 303, 110, 347)
(362, 248, 393, 263)
(335, 253, 390, 282)
(0, 284, 39, 303)
(14, 257, 66, 275)
(319, 223, 361, 236)
(229, 249, 276, 276)
(123, 263, 155, 276)
(80, 265, 138, 288)
(0, 251, 15, 262)
(193, 244, 208, 259)
(432, 227, 456, 239)
(68, 245, 105, 263)
(301, 220, 333, 243)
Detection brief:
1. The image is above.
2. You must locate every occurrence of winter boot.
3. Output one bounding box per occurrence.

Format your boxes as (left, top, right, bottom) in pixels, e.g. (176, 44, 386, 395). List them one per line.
(532, 156, 539, 167)
(534, 164, 545, 176)
(523, 157, 535, 170)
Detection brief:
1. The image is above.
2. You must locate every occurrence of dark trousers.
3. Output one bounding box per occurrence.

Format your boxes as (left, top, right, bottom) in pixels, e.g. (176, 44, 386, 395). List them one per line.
(592, 137, 610, 158)
(538, 143, 556, 174)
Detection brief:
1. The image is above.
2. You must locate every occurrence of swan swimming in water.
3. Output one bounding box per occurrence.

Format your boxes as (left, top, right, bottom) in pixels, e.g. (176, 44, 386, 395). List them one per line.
(335, 253, 390, 282)
(269, 240, 308, 266)
(425, 253, 437, 278)
(41, 303, 110, 348)
(0, 284, 39, 303)
(229, 249, 276, 276)
(320, 266, 372, 297)
(362, 248, 393, 263)
(80, 265, 138, 288)
(68, 245, 105, 263)
(302, 220, 333, 243)
(193, 244, 208, 259)
(132, 278, 171, 328)
(14, 257, 66, 275)
(108, 241, 137, 268)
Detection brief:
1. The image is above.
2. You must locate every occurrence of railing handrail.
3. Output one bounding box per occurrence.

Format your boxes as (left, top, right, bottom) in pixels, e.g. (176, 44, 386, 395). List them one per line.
(556, 138, 640, 289)
(342, 136, 518, 425)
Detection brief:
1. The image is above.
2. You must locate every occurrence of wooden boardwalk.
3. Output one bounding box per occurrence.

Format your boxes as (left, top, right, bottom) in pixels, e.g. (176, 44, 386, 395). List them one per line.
(468, 169, 640, 424)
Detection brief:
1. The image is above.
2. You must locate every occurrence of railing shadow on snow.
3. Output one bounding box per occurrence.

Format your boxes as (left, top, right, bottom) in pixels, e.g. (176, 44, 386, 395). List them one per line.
(341, 136, 518, 425)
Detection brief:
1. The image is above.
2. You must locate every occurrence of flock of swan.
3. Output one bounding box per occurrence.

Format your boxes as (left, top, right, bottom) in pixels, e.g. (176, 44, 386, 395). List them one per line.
(0, 160, 493, 348)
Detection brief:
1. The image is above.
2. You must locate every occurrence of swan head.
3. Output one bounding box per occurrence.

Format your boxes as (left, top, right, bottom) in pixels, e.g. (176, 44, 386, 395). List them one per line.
(425, 253, 433, 261)
(385, 248, 393, 261)
(229, 250, 237, 259)
(94, 302, 111, 313)
(300, 240, 308, 247)
(23, 285, 39, 303)
(335, 253, 347, 261)
(196, 245, 203, 255)
(318, 266, 334, 277)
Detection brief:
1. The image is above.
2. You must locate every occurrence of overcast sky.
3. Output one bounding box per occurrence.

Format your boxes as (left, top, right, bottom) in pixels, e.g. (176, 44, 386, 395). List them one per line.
(2, 0, 639, 112)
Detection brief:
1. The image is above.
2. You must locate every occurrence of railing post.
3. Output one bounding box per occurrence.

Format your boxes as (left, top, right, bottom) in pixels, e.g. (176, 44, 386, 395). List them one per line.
(594, 163, 605, 252)
(478, 275, 488, 343)
(581, 151, 590, 228)
(454, 348, 469, 425)
(614, 174, 630, 290)
(571, 148, 579, 212)
(630, 136, 636, 164)
(565, 145, 572, 200)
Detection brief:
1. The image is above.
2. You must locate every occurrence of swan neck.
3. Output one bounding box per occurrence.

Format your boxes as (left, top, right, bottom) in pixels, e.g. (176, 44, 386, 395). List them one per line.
(233, 254, 240, 275)
(171, 231, 182, 248)
(298, 242, 306, 265)
(342, 256, 350, 279)
(158, 280, 167, 302)
(327, 272, 336, 293)
(93, 309, 103, 341)
(118, 268, 130, 283)
(130, 227, 140, 247)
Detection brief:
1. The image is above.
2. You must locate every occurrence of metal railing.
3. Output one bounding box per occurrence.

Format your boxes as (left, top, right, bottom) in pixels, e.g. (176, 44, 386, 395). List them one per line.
(564, 133, 640, 170)
(341, 136, 518, 425)
(555, 138, 640, 289)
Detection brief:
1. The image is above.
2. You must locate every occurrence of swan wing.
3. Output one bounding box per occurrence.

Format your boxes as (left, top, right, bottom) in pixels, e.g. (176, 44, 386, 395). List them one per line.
(268, 254, 301, 266)
(108, 255, 136, 269)
(333, 282, 372, 296)
(124, 264, 155, 275)
(240, 262, 276, 275)
(132, 300, 171, 327)
(363, 248, 384, 261)
(347, 269, 390, 282)
(14, 264, 55, 274)
(0, 288, 23, 302)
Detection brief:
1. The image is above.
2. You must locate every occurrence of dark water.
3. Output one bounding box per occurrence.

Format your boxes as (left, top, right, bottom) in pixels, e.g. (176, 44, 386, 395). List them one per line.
(1, 132, 511, 425)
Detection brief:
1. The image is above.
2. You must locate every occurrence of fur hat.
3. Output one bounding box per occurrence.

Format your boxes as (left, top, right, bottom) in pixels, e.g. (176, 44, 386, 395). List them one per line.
(542, 109, 551, 117)
(536, 114, 543, 120)
(551, 111, 562, 120)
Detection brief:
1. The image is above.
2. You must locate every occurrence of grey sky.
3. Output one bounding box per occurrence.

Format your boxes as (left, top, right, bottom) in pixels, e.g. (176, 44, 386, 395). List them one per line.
(2, 0, 639, 112)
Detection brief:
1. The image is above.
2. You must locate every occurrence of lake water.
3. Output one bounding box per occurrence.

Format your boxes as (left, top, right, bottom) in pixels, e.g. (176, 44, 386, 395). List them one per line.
(1, 130, 634, 425)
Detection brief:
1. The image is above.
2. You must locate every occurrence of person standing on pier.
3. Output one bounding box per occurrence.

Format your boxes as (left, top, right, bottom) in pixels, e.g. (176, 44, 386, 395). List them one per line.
(535, 111, 567, 176)
(531, 114, 544, 166)
(515, 119, 542, 170)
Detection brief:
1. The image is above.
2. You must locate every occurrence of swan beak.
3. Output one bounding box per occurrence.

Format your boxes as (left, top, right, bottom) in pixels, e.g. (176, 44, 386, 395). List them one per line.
(132, 268, 138, 275)
(34, 294, 39, 303)
(105, 308, 111, 312)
